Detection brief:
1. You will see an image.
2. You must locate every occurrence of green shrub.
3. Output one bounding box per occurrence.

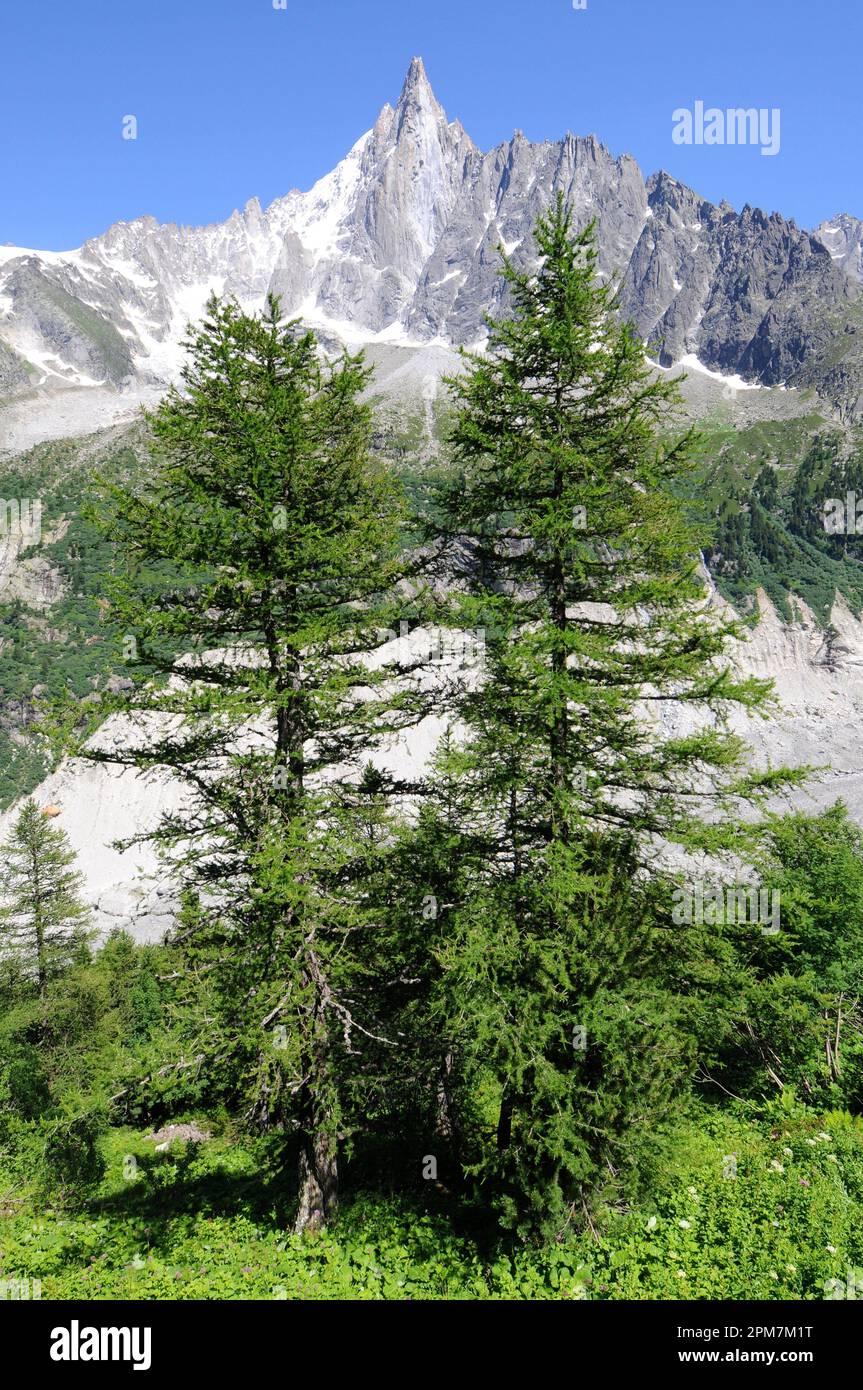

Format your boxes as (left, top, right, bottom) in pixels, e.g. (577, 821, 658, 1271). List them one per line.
(40, 1107, 108, 1200)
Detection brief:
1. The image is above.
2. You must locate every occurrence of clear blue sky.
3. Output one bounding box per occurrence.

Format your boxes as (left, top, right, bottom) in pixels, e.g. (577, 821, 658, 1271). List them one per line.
(2, 0, 859, 250)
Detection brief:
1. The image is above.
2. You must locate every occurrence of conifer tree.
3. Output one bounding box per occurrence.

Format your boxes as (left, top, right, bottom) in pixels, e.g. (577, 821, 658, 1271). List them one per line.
(425, 196, 801, 1234)
(0, 799, 89, 997)
(83, 295, 428, 1230)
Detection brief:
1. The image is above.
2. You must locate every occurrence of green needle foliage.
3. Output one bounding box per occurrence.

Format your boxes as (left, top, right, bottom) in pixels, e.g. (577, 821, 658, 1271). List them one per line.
(16, 206, 848, 1258)
(2, 206, 862, 1281)
(0, 799, 90, 998)
(79, 295, 431, 1230)
(419, 196, 805, 1235)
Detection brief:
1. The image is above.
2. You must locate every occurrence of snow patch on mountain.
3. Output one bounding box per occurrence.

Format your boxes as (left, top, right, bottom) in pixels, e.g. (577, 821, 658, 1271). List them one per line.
(676, 355, 765, 391)
(3, 55, 858, 449)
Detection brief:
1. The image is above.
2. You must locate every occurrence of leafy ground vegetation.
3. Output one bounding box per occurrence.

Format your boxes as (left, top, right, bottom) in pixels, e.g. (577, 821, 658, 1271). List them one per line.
(1, 201, 863, 1300)
(1, 1103, 862, 1300)
(2, 801, 862, 1299)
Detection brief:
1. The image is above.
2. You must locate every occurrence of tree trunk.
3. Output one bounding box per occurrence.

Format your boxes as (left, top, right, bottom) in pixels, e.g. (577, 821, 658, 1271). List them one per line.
(294, 1124, 338, 1235)
(435, 1051, 460, 1151)
(549, 445, 570, 846)
(293, 967, 338, 1235)
(35, 918, 47, 998)
(32, 849, 47, 998)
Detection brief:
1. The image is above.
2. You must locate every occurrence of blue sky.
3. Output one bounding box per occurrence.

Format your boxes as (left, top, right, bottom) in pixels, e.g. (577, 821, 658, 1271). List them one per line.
(2, 0, 859, 249)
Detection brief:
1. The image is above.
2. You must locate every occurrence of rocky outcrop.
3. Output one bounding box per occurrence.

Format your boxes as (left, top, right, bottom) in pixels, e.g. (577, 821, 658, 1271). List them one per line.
(2, 59, 863, 430)
(625, 180, 862, 395)
(0, 337, 35, 399)
(2, 259, 133, 386)
(813, 214, 863, 281)
(0, 737, 187, 944)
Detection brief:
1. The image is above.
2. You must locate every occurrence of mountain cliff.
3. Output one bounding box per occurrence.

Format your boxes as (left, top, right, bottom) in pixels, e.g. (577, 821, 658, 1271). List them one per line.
(3, 58, 863, 434)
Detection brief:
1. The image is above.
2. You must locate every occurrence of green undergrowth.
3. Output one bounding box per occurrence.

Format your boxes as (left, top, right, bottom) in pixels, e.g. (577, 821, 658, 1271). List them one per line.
(2, 1100, 861, 1301)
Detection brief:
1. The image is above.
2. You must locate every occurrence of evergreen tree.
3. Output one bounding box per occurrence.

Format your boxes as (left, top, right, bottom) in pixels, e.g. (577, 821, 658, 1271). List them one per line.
(423, 196, 801, 1234)
(83, 295, 429, 1230)
(719, 804, 863, 1106)
(0, 799, 89, 997)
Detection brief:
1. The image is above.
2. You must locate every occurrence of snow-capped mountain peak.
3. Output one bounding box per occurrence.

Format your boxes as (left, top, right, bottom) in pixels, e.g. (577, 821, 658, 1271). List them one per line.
(1, 58, 862, 438)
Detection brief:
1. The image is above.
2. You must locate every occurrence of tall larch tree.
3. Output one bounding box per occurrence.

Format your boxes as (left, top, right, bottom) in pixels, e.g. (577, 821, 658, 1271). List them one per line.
(79, 295, 430, 1231)
(423, 195, 802, 1234)
(0, 799, 89, 997)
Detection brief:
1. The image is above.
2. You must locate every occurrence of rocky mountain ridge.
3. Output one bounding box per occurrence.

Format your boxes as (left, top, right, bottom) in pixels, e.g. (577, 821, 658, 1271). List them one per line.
(3, 58, 863, 438)
(813, 213, 863, 281)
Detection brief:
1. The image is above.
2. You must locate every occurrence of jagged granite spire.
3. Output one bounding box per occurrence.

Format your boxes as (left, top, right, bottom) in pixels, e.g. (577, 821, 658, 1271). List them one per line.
(395, 57, 440, 121)
(337, 58, 479, 294)
(1, 58, 862, 420)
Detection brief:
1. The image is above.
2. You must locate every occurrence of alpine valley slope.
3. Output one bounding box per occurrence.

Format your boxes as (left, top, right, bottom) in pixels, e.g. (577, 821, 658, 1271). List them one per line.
(5, 61, 863, 938)
(5, 582, 863, 944)
(3, 56, 863, 458)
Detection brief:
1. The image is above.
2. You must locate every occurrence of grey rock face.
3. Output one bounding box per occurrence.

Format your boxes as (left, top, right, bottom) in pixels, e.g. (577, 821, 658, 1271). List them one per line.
(2, 257, 133, 385)
(813, 213, 863, 280)
(406, 130, 647, 344)
(0, 336, 34, 398)
(1, 58, 862, 419)
(618, 178, 863, 398)
(312, 59, 478, 331)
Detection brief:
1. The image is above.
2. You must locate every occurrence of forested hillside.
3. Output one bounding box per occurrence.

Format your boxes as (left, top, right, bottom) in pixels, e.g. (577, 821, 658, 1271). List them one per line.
(2, 209, 863, 1303)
